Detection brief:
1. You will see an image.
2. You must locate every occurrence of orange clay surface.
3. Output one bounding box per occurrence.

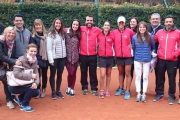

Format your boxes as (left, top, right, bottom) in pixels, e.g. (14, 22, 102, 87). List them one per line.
(0, 68, 180, 120)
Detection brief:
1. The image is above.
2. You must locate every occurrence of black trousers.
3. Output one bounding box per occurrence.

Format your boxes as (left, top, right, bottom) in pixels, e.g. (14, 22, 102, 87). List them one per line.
(2, 81, 14, 102)
(156, 59, 178, 98)
(49, 58, 65, 93)
(37, 66, 48, 89)
(79, 55, 98, 91)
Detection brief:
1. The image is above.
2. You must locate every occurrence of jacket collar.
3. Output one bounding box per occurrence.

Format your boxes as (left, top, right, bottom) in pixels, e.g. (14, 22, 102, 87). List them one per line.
(102, 31, 110, 35)
(163, 25, 177, 32)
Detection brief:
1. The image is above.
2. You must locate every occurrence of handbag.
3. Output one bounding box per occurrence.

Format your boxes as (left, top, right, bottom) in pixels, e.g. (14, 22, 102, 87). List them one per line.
(6, 65, 34, 86)
(0, 66, 7, 83)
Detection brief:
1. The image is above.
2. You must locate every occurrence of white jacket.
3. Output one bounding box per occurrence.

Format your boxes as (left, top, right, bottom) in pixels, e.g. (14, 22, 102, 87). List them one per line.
(46, 32, 66, 63)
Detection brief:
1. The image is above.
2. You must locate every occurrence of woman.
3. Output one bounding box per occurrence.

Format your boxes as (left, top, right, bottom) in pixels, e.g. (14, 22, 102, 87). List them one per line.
(129, 17, 139, 33)
(97, 21, 115, 99)
(31, 19, 49, 98)
(47, 17, 66, 100)
(113, 16, 135, 100)
(8, 43, 39, 112)
(64, 19, 81, 97)
(132, 21, 155, 102)
(116, 17, 139, 92)
(0, 26, 21, 109)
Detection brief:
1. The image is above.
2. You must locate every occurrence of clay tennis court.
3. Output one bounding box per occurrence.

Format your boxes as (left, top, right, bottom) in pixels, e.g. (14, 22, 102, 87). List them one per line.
(0, 68, 180, 120)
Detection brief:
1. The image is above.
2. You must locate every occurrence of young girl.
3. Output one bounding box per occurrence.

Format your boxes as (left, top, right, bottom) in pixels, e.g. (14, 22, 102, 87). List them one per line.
(132, 21, 155, 102)
(8, 43, 39, 112)
(65, 19, 81, 97)
(46, 18, 66, 100)
(97, 21, 115, 98)
(113, 16, 135, 100)
(31, 19, 49, 98)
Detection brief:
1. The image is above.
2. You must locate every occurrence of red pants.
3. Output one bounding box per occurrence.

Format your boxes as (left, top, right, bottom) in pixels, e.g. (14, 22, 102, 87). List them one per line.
(66, 61, 78, 90)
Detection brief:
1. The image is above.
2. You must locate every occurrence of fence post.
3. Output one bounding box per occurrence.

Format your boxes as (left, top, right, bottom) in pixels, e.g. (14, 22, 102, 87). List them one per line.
(19, 0, 23, 14)
(94, 0, 98, 27)
(162, 0, 170, 14)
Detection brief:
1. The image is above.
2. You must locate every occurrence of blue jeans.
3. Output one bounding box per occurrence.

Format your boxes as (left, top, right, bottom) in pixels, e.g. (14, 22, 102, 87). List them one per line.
(8, 85, 39, 106)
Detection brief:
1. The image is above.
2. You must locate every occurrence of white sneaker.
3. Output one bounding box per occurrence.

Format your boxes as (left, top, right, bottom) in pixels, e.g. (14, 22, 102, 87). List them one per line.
(40, 89, 46, 98)
(70, 89, 75, 97)
(7, 101, 15, 109)
(66, 87, 71, 96)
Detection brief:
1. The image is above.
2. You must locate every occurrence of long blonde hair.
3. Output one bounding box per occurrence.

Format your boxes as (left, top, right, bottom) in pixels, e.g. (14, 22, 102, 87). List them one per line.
(32, 19, 47, 37)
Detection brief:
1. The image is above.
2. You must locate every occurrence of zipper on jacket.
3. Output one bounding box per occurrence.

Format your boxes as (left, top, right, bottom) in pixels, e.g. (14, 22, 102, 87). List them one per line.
(121, 31, 123, 57)
(87, 29, 89, 55)
(61, 37, 63, 58)
(165, 32, 169, 60)
(105, 35, 107, 56)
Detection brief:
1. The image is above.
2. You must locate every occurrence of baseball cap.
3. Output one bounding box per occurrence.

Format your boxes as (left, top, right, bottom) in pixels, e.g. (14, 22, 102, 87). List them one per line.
(117, 16, 126, 23)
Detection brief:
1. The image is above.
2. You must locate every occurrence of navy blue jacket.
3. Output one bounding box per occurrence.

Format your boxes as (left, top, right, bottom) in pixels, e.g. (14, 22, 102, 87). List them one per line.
(30, 35, 49, 68)
(132, 34, 155, 62)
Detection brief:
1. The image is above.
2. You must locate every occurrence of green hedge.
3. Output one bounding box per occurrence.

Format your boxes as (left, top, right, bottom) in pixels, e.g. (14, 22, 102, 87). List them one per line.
(1, 2, 180, 31)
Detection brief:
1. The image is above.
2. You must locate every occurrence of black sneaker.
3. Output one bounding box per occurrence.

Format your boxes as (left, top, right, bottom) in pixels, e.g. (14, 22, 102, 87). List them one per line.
(52, 92, 57, 100)
(169, 97, 175, 105)
(153, 95, 164, 102)
(56, 92, 64, 99)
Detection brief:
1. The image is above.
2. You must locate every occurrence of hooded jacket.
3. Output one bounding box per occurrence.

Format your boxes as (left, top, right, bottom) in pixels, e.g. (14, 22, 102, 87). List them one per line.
(154, 26, 180, 61)
(14, 26, 32, 58)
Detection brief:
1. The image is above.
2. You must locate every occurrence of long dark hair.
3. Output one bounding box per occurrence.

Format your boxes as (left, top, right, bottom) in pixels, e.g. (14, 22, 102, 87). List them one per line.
(68, 19, 81, 40)
(128, 17, 139, 33)
(137, 21, 152, 45)
(48, 17, 65, 39)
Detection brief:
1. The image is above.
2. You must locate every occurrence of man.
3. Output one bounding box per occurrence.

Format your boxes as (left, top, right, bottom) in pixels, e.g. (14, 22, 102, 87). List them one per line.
(153, 15, 180, 105)
(13, 14, 32, 59)
(79, 15, 101, 96)
(0, 22, 5, 35)
(146, 13, 164, 93)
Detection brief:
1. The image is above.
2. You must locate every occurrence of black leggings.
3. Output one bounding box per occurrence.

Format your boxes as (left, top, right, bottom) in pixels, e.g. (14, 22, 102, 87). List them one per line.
(49, 58, 65, 93)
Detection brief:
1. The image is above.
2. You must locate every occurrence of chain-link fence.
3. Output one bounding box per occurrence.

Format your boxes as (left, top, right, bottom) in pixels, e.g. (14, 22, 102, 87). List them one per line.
(1, 0, 179, 5)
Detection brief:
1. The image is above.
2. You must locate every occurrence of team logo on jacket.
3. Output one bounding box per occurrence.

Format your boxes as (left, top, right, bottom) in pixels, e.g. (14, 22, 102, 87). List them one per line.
(26, 37, 29, 40)
(83, 32, 86, 35)
(124, 36, 127, 37)
(107, 39, 111, 41)
(160, 36, 163, 40)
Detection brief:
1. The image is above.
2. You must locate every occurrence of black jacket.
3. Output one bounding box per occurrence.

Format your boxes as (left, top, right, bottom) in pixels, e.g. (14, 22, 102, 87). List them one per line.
(147, 24, 164, 52)
(30, 35, 49, 68)
(0, 40, 16, 67)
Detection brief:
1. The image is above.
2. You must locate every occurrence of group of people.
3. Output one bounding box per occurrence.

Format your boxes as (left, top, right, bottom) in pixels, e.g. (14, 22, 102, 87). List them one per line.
(0, 12, 180, 112)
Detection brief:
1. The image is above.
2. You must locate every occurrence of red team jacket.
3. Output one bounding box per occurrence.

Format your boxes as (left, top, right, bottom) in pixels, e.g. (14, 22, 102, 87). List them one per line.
(97, 31, 115, 57)
(154, 27, 180, 61)
(79, 26, 101, 56)
(112, 28, 135, 57)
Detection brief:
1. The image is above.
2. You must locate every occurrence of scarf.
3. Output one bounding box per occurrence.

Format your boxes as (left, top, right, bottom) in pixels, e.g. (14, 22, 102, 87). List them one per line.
(5, 38, 14, 57)
(27, 54, 37, 64)
(151, 24, 161, 35)
(36, 32, 48, 60)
